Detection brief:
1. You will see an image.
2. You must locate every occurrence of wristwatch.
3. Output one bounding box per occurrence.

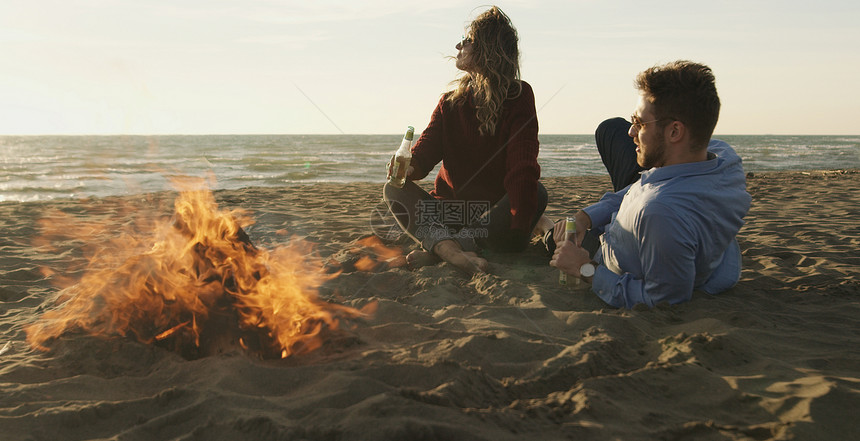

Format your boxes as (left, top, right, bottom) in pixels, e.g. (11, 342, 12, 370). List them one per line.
(580, 262, 596, 278)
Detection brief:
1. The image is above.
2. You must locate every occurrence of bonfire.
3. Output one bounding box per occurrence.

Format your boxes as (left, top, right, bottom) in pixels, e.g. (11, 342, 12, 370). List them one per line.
(26, 180, 365, 359)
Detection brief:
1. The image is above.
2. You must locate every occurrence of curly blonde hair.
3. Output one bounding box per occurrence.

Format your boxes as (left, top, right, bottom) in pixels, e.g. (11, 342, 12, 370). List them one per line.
(447, 6, 521, 136)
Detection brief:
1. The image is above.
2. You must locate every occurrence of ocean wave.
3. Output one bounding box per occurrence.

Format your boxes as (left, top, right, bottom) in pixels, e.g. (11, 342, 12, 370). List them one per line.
(0, 134, 856, 203)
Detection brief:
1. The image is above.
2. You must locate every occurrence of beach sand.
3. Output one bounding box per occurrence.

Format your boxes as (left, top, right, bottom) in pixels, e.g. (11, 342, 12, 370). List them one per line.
(1, 170, 858, 441)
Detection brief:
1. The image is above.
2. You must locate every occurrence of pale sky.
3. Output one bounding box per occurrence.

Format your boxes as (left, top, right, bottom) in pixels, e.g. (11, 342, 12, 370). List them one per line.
(1, 0, 858, 135)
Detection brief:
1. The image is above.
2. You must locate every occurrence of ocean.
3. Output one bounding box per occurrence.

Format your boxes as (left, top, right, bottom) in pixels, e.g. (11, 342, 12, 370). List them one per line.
(1, 134, 858, 203)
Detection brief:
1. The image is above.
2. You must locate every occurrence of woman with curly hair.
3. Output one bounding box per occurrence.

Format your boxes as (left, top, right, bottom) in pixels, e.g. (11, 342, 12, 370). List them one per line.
(384, 6, 547, 274)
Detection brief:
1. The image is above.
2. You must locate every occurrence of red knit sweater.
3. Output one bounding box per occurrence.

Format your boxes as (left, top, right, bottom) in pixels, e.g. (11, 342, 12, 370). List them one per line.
(409, 81, 541, 233)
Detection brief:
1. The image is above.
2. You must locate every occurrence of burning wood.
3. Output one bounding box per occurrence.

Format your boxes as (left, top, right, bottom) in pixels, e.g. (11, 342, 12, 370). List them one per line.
(25, 180, 365, 359)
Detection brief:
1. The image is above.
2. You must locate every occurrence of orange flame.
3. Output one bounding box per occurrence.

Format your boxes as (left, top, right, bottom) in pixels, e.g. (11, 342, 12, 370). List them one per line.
(25, 178, 363, 359)
(343, 236, 407, 272)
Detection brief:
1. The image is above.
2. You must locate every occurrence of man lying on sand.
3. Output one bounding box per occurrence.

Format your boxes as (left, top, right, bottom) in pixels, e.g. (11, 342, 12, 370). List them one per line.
(547, 60, 751, 308)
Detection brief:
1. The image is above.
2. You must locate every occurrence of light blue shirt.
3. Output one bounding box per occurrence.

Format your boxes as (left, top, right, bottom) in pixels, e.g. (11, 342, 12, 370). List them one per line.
(582, 140, 751, 308)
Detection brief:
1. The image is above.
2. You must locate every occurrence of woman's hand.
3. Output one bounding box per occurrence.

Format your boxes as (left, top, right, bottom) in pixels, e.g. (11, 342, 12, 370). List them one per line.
(386, 156, 415, 180)
(386, 156, 395, 179)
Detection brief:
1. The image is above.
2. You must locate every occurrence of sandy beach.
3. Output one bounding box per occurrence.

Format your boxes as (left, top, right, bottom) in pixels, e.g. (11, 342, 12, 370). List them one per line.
(1, 169, 858, 441)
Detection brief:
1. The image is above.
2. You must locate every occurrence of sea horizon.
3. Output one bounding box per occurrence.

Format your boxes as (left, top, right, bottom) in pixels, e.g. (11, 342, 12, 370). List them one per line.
(2, 134, 858, 203)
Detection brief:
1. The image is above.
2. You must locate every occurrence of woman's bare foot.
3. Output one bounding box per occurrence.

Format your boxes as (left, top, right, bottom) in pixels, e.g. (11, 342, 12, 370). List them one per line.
(432, 240, 489, 274)
(406, 249, 440, 269)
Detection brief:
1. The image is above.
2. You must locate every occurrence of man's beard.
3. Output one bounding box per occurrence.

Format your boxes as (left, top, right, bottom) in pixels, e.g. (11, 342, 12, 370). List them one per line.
(637, 134, 667, 169)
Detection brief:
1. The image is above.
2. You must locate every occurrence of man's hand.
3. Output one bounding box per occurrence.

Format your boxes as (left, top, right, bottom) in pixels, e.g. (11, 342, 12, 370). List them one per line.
(550, 240, 591, 278)
(552, 210, 592, 246)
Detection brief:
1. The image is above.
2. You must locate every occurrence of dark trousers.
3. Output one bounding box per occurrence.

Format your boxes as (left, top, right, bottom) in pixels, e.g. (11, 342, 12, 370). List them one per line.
(578, 117, 643, 258)
(596, 117, 644, 192)
(383, 181, 548, 253)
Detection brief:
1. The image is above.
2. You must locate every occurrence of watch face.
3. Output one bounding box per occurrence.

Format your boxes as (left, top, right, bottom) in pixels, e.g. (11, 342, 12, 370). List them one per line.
(580, 263, 595, 278)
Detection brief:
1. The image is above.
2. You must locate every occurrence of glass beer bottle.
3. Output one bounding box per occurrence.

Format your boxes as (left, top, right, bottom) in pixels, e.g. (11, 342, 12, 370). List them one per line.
(559, 216, 577, 285)
(388, 126, 414, 188)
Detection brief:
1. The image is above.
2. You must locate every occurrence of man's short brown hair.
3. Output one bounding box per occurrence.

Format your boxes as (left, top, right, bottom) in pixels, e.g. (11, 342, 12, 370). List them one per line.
(635, 60, 720, 148)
